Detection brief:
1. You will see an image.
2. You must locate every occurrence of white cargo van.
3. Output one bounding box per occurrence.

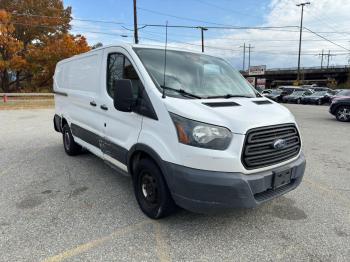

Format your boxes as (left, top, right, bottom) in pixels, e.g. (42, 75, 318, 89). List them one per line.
(53, 44, 306, 219)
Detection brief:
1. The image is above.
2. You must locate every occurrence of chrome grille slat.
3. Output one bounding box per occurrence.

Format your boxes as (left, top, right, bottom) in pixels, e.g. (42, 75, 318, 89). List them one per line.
(242, 124, 301, 169)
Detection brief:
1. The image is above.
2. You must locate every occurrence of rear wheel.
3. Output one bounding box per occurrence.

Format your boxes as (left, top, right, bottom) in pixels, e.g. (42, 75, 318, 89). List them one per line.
(335, 106, 350, 122)
(62, 124, 82, 155)
(134, 158, 176, 219)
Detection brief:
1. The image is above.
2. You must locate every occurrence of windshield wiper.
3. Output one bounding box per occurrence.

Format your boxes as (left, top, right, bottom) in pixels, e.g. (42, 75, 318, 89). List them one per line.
(206, 94, 254, 99)
(160, 85, 202, 99)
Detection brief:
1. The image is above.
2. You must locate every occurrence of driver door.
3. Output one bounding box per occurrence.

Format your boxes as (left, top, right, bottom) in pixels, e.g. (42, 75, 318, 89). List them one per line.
(99, 48, 143, 171)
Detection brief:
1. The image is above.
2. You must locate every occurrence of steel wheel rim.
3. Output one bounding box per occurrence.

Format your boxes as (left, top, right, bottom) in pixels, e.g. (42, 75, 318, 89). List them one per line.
(140, 173, 158, 205)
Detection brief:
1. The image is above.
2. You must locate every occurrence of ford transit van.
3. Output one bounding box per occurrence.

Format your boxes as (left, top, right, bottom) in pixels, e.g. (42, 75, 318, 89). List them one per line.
(53, 44, 306, 219)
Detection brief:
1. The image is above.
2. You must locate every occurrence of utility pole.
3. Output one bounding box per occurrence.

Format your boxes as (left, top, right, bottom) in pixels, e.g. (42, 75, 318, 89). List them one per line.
(318, 49, 324, 68)
(133, 0, 139, 44)
(326, 50, 336, 68)
(198, 27, 208, 52)
(296, 2, 310, 84)
(240, 43, 246, 71)
(327, 50, 330, 68)
(247, 44, 254, 70)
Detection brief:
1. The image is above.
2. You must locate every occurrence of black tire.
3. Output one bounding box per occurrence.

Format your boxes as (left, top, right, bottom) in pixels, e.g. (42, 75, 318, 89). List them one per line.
(62, 124, 82, 156)
(296, 98, 301, 104)
(335, 106, 350, 122)
(134, 158, 176, 219)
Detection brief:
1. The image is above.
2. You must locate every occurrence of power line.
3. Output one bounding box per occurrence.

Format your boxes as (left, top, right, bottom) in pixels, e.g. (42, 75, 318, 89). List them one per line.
(142, 28, 350, 42)
(304, 27, 350, 51)
(10, 12, 350, 34)
(137, 7, 301, 32)
(6, 13, 350, 57)
(3, 21, 347, 57)
(137, 6, 229, 26)
(10, 12, 126, 25)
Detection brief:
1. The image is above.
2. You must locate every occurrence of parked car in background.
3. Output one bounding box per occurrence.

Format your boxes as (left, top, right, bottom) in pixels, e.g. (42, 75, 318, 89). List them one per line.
(330, 89, 350, 102)
(282, 89, 313, 104)
(309, 87, 332, 92)
(302, 84, 317, 89)
(264, 89, 284, 102)
(329, 97, 350, 122)
(301, 91, 333, 105)
(261, 89, 272, 95)
(334, 89, 346, 94)
(279, 86, 301, 95)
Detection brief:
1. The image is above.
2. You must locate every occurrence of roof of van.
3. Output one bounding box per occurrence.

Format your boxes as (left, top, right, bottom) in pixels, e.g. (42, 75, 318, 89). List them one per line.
(88, 42, 206, 54)
(56, 42, 220, 66)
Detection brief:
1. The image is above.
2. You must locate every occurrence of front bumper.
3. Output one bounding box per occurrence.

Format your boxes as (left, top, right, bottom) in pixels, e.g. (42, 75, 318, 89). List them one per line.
(163, 153, 306, 213)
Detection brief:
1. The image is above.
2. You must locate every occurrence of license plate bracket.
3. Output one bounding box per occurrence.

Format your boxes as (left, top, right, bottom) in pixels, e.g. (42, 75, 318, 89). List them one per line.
(273, 169, 292, 189)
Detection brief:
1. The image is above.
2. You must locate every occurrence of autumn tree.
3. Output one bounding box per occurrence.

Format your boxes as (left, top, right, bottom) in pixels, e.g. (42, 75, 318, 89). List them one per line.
(27, 34, 90, 90)
(0, 0, 73, 91)
(0, 10, 27, 92)
(0, 0, 71, 46)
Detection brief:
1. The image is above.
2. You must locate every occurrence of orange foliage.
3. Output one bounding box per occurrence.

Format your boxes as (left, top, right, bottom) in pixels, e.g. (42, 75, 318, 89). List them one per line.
(0, 10, 27, 72)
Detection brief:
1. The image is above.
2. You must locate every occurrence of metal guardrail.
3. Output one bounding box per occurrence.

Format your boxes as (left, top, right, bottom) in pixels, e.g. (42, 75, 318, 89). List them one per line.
(0, 93, 53, 97)
(268, 65, 350, 71)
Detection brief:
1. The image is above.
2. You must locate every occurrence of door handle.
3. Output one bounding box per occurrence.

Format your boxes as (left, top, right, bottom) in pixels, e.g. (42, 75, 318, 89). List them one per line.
(100, 104, 108, 111)
(90, 101, 97, 107)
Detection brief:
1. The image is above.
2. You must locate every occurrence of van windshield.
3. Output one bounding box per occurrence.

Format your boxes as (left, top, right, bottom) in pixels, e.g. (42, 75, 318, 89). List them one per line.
(134, 48, 256, 99)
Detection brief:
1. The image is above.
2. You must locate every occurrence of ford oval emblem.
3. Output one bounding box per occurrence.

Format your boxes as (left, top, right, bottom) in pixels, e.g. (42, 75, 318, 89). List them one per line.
(273, 139, 287, 150)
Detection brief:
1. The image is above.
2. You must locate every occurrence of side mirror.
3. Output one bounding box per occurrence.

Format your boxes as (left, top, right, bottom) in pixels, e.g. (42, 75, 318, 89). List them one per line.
(113, 79, 134, 112)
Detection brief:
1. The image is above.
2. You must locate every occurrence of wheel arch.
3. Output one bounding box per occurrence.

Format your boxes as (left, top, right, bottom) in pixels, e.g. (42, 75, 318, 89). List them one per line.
(127, 144, 169, 182)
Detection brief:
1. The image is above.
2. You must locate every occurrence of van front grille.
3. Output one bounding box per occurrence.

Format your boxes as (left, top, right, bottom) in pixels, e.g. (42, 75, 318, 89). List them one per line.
(242, 124, 301, 169)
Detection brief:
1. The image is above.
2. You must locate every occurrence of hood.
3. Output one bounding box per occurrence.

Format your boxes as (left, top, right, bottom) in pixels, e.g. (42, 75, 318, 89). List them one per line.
(164, 97, 295, 135)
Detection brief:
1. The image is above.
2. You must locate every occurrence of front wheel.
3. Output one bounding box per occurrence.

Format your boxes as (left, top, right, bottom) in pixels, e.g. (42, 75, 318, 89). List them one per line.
(134, 158, 176, 219)
(62, 124, 82, 156)
(335, 106, 350, 122)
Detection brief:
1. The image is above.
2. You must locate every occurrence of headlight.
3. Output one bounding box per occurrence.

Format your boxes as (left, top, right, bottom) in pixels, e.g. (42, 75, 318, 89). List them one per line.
(170, 113, 232, 150)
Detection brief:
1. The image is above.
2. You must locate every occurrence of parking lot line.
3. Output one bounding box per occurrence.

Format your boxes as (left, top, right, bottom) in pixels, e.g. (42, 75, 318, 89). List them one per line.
(155, 223, 171, 262)
(41, 220, 151, 262)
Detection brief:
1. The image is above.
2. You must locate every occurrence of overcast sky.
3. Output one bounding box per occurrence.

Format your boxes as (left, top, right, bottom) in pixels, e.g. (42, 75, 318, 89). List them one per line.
(65, 0, 350, 69)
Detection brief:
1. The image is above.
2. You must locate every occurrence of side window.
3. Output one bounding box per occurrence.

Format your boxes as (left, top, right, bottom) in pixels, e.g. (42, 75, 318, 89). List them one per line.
(124, 57, 141, 99)
(107, 53, 141, 98)
(107, 53, 124, 97)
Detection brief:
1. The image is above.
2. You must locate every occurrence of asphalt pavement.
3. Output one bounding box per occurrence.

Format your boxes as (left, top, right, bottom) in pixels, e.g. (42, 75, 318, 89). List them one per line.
(0, 104, 349, 262)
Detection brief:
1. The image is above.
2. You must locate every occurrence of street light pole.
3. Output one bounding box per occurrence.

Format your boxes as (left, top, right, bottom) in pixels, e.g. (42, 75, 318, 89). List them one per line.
(133, 0, 139, 44)
(296, 2, 310, 84)
(198, 27, 208, 52)
(240, 43, 246, 71)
